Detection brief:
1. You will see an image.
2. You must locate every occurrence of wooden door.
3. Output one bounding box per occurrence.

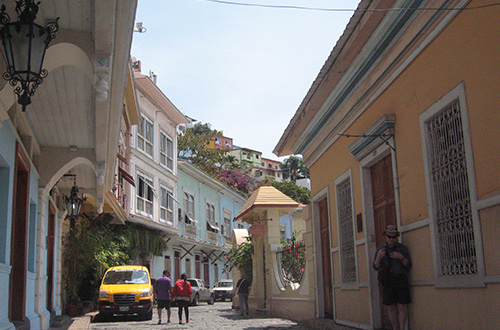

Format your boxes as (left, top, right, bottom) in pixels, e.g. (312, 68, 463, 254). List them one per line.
(9, 144, 30, 322)
(371, 154, 396, 329)
(203, 262, 210, 284)
(319, 198, 333, 319)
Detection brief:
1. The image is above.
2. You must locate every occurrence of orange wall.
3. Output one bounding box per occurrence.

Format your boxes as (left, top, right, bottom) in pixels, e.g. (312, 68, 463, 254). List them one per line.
(309, 2, 500, 328)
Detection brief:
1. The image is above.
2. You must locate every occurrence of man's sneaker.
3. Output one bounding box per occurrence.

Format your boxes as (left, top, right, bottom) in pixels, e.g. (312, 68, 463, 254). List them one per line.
(157, 320, 161, 325)
(186, 319, 190, 323)
(179, 321, 183, 324)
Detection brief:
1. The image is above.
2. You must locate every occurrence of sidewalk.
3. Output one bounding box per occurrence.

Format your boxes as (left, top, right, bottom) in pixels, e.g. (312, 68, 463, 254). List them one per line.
(48, 312, 96, 330)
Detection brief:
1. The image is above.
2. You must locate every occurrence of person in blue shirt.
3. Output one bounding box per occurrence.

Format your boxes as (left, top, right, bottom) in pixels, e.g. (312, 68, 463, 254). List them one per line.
(373, 225, 412, 330)
(154, 270, 172, 324)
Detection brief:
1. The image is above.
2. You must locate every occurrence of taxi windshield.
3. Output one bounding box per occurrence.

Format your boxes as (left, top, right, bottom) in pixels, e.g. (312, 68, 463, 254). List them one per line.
(103, 270, 149, 284)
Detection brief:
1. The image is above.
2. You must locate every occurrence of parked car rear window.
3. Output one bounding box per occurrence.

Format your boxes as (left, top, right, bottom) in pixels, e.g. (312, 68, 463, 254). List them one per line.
(188, 279, 198, 287)
(103, 270, 149, 284)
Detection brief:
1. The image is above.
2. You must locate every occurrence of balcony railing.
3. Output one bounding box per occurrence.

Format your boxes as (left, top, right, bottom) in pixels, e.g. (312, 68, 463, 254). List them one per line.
(207, 231, 218, 243)
(184, 223, 197, 237)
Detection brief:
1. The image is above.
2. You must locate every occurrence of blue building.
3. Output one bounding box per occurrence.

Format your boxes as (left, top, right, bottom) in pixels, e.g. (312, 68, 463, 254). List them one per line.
(162, 160, 247, 287)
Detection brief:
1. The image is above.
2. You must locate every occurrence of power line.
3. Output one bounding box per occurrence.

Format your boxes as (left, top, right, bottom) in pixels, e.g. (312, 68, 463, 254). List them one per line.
(200, 0, 500, 12)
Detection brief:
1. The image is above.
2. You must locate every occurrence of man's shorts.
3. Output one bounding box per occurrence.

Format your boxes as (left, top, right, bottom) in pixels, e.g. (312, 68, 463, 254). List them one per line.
(157, 299, 171, 310)
(382, 273, 411, 305)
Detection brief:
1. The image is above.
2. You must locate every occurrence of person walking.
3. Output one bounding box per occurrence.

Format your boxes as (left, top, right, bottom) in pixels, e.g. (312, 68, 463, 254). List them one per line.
(154, 270, 172, 324)
(172, 273, 192, 324)
(373, 225, 412, 330)
(234, 273, 251, 316)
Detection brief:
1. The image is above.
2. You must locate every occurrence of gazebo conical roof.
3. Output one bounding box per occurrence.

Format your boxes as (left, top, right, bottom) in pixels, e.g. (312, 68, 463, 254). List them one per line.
(235, 185, 299, 222)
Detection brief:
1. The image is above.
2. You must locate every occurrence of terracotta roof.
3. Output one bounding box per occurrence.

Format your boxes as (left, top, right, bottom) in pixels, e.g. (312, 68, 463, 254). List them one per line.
(235, 186, 299, 221)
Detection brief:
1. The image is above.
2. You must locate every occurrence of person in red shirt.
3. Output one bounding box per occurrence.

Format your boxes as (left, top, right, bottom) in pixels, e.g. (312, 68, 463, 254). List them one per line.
(172, 273, 192, 324)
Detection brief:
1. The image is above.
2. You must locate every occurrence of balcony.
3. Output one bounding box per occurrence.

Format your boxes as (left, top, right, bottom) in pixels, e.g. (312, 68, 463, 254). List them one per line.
(207, 231, 218, 243)
(184, 223, 197, 237)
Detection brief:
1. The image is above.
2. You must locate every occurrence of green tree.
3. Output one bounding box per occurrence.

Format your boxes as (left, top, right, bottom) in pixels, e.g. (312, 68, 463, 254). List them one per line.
(281, 155, 309, 182)
(223, 154, 241, 169)
(223, 237, 253, 281)
(272, 180, 311, 204)
(178, 122, 228, 176)
(62, 215, 167, 305)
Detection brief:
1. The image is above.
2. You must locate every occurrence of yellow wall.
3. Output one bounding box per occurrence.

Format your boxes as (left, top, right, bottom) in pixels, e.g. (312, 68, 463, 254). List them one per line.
(309, 2, 500, 328)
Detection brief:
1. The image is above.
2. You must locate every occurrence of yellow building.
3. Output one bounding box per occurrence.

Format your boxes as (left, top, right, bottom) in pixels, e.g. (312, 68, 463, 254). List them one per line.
(234, 185, 317, 321)
(275, 0, 500, 329)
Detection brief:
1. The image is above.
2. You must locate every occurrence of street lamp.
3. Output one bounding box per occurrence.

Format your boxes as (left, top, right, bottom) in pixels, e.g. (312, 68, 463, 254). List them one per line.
(0, 0, 59, 111)
(65, 180, 86, 229)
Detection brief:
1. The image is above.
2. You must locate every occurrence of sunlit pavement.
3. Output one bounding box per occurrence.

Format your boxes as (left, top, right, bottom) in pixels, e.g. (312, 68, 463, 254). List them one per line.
(87, 301, 313, 330)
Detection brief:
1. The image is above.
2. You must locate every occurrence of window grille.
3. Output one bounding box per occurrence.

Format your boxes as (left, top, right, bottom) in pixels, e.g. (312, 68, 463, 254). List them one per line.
(427, 99, 477, 277)
(337, 178, 357, 283)
(276, 239, 306, 288)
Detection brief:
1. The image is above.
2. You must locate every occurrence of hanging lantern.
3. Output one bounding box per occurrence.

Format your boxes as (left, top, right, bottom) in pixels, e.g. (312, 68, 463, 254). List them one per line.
(65, 184, 86, 228)
(0, 0, 59, 111)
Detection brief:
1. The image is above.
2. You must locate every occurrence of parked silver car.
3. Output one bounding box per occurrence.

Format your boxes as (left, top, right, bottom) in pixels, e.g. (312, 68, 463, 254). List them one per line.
(188, 278, 214, 306)
(213, 279, 233, 302)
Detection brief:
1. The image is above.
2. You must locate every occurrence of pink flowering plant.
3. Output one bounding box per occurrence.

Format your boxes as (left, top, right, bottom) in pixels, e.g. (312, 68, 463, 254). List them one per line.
(217, 168, 252, 195)
(278, 233, 306, 285)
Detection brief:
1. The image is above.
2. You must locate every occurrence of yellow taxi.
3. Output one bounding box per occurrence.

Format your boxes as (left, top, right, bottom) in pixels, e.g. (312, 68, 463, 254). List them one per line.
(98, 265, 153, 320)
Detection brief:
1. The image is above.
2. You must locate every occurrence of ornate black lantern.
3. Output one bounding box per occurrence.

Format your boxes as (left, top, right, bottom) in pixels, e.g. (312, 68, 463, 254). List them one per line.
(65, 182, 86, 229)
(0, 0, 59, 111)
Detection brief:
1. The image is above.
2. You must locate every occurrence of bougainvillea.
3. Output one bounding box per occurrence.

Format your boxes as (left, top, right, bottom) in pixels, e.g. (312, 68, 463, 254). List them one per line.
(278, 237, 306, 285)
(217, 168, 252, 196)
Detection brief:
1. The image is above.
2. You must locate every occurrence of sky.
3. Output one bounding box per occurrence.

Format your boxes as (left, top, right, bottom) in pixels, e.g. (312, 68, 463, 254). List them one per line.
(131, 0, 360, 160)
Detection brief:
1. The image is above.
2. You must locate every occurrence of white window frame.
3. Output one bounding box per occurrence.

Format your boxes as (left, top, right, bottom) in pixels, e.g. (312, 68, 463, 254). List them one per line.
(420, 82, 484, 288)
(160, 185, 174, 225)
(136, 174, 154, 217)
(335, 169, 358, 289)
(183, 189, 195, 219)
(206, 200, 217, 232)
(138, 115, 154, 157)
(223, 209, 232, 238)
(160, 131, 174, 171)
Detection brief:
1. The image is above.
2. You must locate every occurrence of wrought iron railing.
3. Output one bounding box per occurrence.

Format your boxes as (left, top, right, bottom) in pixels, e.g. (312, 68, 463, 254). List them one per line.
(276, 239, 306, 288)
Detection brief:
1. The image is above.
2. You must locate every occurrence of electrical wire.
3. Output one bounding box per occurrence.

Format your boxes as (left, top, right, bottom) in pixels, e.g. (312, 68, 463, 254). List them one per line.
(199, 0, 500, 12)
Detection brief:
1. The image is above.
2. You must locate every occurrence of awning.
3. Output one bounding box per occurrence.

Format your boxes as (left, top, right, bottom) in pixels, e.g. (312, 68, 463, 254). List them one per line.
(185, 214, 198, 224)
(167, 191, 180, 204)
(119, 167, 135, 187)
(207, 221, 220, 231)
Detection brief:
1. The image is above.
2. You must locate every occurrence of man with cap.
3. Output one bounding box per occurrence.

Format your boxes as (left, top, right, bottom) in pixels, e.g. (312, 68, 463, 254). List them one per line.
(373, 225, 412, 330)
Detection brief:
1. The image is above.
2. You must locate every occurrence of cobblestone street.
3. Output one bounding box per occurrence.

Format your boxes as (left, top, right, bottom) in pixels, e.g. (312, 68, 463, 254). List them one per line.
(89, 302, 313, 330)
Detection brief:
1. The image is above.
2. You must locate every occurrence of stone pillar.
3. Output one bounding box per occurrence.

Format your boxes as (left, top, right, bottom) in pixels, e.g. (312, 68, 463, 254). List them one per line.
(35, 188, 50, 330)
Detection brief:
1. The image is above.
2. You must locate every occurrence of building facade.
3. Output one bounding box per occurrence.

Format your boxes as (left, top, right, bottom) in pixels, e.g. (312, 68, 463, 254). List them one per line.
(0, 1, 138, 329)
(173, 160, 247, 286)
(275, 0, 500, 329)
(228, 146, 262, 169)
(128, 64, 188, 279)
(207, 136, 233, 150)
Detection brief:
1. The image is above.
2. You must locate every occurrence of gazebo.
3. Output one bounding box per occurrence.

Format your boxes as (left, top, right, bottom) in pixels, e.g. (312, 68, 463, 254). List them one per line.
(234, 183, 315, 320)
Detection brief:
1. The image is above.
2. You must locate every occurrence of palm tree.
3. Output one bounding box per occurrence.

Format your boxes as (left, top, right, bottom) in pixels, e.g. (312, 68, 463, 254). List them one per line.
(281, 156, 309, 182)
